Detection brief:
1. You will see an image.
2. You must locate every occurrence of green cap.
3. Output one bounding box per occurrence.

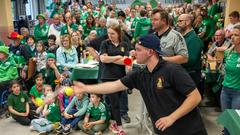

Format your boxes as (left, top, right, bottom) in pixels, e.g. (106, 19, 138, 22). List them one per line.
(46, 53, 56, 59)
(37, 14, 46, 20)
(0, 46, 9, 55)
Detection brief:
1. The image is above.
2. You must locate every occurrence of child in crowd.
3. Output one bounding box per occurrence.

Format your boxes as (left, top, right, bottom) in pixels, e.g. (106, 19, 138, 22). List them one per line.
(47, 34, 58, 54)
(33, 41, 47, 72)
(26, 35, 37, 58)
(7, 80, 37, 125)
(35, 84, 53, 115)
(79, 93, 109, 135)
(57, 86, 74, 114)
(29, 73, 44, 108)
(56, 89, 89, 135)
(30, 92, 61, 134)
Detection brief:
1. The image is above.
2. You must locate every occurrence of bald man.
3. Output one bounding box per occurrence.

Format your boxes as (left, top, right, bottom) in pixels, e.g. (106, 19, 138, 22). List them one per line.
(177, 14, 204, 93)
(207, 29, 232, 61)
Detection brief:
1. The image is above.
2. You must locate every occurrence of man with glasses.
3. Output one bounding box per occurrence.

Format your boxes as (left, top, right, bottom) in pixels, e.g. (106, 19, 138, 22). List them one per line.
(177, 14, 204, 96)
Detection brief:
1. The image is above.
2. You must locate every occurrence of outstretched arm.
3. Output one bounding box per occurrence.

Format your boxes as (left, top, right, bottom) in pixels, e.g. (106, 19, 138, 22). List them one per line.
(73, 80, 128, 94)
(155, 88, 201, 131)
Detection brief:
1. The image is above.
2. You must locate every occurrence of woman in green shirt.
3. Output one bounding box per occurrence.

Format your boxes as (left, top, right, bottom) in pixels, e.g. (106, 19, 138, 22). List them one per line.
(221, 25, 240, 135)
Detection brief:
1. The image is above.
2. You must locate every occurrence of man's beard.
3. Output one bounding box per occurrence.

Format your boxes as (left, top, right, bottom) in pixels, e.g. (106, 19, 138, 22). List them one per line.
(176, 26, 186, 34)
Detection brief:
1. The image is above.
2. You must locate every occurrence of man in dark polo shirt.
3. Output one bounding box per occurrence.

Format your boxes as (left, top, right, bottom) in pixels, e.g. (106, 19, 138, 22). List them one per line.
(73, 34, 207, 135)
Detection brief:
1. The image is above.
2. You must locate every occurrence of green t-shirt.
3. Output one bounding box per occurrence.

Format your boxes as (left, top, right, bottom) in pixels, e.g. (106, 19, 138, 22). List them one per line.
(7, 91, 29, 116)
(86, 102, 109, 121)
(82, 24, 96, 39)
(40, 65, 62, 87)
(182, 30, 204, 71)
(29, 85, 44, 98)
(47, 102, 61, 123)
(60, 23, 78, 36)
(222, 50, 240, 90)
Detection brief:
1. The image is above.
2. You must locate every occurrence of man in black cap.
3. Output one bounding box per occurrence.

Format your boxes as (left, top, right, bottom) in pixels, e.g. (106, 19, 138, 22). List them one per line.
(73, 34, 207, 135)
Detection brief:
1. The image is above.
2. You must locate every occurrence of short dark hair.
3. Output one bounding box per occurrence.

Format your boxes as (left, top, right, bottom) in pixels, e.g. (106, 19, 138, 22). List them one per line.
(229, 11, 240, 18)
(26, 35, 35, 42)
(140, 9, 147, 17)
(48, 34, 56, 41)
(152, 9, 169, 25)
(117, 10, 126, 18)
(9, 80, 21, 89)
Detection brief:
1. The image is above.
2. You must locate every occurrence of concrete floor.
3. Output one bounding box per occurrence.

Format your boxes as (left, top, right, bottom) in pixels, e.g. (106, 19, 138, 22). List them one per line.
(0, 90, 223, 135)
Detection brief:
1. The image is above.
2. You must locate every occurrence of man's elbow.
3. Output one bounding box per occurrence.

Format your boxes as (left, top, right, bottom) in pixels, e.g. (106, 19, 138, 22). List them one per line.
(178, 56, 188, 64)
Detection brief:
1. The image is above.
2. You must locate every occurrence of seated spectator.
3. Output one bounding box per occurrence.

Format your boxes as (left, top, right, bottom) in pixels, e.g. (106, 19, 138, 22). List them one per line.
(79, 93, 109, 135)
(56, 34, 78, 70)
(40, 53, 62, 88)
(7, 80, 37, 125)
(29, 74, 45, 108)
(8, 32, 30, 69)
(48, 14, 64, 46)
(0, 45, 18, 83)
(47, 35, 58, 54)
(30, 92, 61, 134)
(207, 29, 232, 62)
(56, 88, 89, 135)
(57, 86, 74, 115)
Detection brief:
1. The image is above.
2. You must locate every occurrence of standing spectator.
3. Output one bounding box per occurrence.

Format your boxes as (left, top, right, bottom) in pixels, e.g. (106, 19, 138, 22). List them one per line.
(73, 34, 208, 135)
(151, 9, 188, 64)
(177, 14, 204, 94)
(99, 23, 130, 134)
(133, 9, 152, 41)
(220, 25, 240, 135)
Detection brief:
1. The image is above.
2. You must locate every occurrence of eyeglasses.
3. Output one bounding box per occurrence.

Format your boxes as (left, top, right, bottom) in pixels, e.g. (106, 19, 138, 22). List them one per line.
(177, 20, 187, 23)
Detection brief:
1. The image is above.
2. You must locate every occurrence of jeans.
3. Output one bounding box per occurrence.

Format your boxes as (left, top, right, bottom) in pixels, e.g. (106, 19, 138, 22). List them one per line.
(61, 109, 83, 128)
(31, 118, 53, 132)
(220, 86, 240, 135)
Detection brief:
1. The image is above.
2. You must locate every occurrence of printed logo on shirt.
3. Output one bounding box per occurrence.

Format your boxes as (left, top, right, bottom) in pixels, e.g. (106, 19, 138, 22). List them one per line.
(156, 77, 164, 90)
(21, 97, 25, 103)
(121, 47, 125, 52)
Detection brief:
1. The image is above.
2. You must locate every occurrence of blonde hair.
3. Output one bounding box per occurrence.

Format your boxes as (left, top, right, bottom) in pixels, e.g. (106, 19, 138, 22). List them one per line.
(71, 31, 84, 47)
(61, 34, 72, 48)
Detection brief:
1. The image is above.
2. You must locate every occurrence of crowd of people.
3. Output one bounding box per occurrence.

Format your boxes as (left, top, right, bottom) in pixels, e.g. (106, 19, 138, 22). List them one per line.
(0, 0, 240, 135)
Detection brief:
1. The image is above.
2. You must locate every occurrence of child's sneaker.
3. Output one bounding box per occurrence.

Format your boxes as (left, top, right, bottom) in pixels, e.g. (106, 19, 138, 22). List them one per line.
(56, 123, 64, 133)
(62, 126, 72, 135)
(118, 130, 126, 135)
(109, 123, 119, 133)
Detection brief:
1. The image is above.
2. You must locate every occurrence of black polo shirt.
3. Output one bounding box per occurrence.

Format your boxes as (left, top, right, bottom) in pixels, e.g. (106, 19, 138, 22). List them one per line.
(121, 60, 207, 135)
(100, 40, 130, 80)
